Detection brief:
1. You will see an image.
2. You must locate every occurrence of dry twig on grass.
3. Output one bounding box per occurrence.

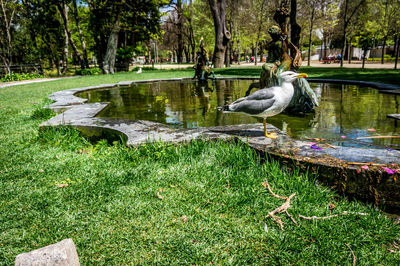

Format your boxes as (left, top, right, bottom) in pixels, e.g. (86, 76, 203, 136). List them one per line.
(298, 211, 368, 220)
(345, 243, 356, 266)
(262, 179, 297, 230)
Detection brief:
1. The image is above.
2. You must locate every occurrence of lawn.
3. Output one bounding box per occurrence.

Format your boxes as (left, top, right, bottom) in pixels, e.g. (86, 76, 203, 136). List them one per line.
(0, 68, 399, 264)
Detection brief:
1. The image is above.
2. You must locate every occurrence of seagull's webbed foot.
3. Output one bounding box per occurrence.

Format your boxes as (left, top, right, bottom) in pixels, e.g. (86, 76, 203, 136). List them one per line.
(263, 119, 278, 139)
(265, 132, 278, 139)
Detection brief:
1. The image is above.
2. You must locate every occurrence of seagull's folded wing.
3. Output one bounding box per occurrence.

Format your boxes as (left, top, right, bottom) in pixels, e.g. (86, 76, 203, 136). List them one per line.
(229, 98, 276, 115)
(244, 87, 277, 100)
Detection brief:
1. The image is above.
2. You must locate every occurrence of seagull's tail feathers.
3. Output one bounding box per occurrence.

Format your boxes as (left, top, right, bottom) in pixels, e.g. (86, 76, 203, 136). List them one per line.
(217, 104, 231, 112)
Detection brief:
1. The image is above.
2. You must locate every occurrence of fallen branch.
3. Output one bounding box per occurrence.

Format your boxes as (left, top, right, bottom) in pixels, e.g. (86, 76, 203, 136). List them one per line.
(305, 137, 326, 141)
(347, 162, 384, 166)
(388, 243, 399, 253)
(324, 143, 337, 149)
(263, 179, 297, 230)
(262, 180, 287, 200)
(345, 243, 356, 266)
(356, 136, 400, 140)
(299, 211, 368, 220)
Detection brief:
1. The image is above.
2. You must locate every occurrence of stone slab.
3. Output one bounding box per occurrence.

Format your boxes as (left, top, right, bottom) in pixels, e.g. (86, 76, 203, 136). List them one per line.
(15, 239, 79, 266)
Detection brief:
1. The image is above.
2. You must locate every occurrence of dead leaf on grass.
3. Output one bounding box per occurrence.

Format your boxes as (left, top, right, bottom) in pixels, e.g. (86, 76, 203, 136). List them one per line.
(182, 215, 188, 223)
(157, 191, 163, 200)
(56, 183, 68, 188)
(78, 149, 90, 154)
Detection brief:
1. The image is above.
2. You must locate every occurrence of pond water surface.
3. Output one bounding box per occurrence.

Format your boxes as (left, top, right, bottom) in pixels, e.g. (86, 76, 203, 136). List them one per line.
(77, 79, 400, 149)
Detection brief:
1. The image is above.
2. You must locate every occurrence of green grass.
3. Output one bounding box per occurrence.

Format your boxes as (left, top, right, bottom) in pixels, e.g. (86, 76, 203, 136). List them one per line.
(0, 68, 400, 264)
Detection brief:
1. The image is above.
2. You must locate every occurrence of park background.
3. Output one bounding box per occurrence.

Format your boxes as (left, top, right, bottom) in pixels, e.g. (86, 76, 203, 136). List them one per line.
(1, 0, 400, 265)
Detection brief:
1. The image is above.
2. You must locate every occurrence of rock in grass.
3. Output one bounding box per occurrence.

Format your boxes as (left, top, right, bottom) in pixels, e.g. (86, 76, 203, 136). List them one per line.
(15, 238, 80, 266)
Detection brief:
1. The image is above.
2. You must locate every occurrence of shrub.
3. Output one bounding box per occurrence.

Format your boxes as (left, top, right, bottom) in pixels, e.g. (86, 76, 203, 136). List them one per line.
(1, 72, 44, 82)
(75, 67, 102, 76)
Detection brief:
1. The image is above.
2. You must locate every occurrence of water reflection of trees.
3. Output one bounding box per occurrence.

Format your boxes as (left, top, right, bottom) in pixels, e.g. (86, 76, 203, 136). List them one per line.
(80, 81, 400, 146)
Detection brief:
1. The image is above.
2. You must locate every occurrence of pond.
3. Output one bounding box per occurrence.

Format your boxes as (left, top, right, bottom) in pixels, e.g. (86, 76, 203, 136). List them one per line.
(77, 79, 400, 149)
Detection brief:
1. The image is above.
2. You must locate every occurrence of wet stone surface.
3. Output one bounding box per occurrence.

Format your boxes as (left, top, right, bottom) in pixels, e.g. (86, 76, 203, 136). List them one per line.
(41, 78, 400, 213)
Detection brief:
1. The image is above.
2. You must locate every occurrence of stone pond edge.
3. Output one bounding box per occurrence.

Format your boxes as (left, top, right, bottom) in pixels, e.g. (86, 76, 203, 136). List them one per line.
(40, 77, 400, 213)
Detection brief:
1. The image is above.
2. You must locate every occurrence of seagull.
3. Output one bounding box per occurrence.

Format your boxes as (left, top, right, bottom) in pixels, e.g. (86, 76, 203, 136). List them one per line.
(136, 67, 142, 74)
(221, 71, 308, 139)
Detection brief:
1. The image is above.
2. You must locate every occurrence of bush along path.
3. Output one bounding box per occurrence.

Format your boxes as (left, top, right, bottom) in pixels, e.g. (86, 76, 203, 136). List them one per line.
(0, 69, 399, 264)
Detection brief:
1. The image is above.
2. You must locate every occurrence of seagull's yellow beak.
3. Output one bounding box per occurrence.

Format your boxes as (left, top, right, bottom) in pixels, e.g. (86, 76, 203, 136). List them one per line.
(296, 73, 308, 78)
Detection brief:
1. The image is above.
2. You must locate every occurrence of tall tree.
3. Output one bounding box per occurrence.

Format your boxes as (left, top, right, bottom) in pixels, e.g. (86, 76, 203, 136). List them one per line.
(0, 0, 18, 74)
(208, 0, 231, 68)
(306, 0, 317, 66)
(55, 0, 86, 69)
(290, 0, 302, 56)
(102, 0, 124, 74)
(72, 0, 89, 68)
(254, 0, 267, 66)
(339, 0, 366, 67)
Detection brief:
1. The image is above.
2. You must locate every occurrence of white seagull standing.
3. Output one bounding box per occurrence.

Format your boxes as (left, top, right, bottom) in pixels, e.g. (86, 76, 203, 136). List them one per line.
(221, 71, 308, 139)
(136, 67, 142, 74)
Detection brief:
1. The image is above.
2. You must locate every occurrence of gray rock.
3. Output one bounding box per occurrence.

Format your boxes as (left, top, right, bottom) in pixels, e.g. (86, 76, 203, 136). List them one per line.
(15, 239, 80, 266)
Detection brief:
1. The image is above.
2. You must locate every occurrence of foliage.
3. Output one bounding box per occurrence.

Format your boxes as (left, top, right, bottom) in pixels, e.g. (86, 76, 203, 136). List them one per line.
(75, 67, 102, 75)
(1, 72, 44, 82)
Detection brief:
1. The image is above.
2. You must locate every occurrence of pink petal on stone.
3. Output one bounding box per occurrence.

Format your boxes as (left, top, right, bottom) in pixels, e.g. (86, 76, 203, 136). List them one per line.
(341, 136, 346, 138)
(361, 165, 369, 170)
(382, 167, 396, 175)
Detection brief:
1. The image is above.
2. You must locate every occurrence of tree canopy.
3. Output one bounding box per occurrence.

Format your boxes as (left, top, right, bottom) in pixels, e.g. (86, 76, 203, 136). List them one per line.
(1, 0, 399, 75)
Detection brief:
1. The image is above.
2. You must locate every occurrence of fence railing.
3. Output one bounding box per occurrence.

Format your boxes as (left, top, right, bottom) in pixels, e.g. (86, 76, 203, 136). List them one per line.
(0, 64, 43, 75)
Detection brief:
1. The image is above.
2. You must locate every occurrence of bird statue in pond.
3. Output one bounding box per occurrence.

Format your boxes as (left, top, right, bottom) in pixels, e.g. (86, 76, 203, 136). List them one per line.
(221, 71, 307, 139)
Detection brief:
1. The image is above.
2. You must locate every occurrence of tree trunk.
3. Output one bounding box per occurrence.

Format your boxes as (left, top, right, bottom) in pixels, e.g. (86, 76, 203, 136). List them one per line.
(348, 36, 352, 64)
(0, 0, 15, 74)
(237, 29, 241, 64)
(254, 0, 267, 66)
(225, 39, 231, 67)
(56, 1, 85, 69)
(63, 28, 69, 74)
(381, 0, 388, 65)
(184, 46, 190, 63)
(362, 45, 367, 69)
(307, 5, 315, 66)
(340, 0, 348, 67)
(72, 0, 89, 68)
(208, 0, 230, 68)
(175, 0, 184, 63)
(103, 8, 122, 74)
(323, 35, 328, 58)
(290, 0, 301, 57)
(395, 35, 399, 70)
(381, 36, 387, 64)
